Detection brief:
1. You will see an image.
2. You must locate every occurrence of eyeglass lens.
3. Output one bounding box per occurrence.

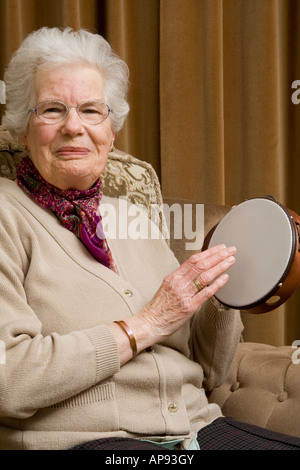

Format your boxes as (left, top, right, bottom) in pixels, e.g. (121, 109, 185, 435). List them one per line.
(35, 101, 110, 124)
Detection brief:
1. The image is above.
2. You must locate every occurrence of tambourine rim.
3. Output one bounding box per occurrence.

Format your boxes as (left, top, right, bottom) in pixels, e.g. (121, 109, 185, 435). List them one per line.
(209, 197, 298, 310)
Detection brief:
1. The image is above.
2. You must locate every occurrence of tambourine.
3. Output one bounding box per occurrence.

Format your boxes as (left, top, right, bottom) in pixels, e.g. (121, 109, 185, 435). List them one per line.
(205, 197, 300, 314)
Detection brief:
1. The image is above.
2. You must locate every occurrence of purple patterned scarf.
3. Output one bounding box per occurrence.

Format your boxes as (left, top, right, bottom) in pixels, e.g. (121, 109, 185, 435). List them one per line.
(17, 156, 118, 272)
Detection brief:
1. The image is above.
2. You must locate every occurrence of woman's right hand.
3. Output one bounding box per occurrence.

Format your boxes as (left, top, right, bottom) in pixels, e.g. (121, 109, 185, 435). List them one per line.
(109, 244, 236, 364)
(140, 244, 235, 340)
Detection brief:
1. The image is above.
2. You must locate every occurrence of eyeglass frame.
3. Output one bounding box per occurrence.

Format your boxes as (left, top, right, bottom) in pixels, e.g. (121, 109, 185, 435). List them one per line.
(30, 99, 113, 125)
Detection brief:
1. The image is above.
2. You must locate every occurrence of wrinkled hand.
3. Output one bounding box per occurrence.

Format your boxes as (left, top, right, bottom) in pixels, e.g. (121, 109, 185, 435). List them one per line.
(142, 244, 236, 339)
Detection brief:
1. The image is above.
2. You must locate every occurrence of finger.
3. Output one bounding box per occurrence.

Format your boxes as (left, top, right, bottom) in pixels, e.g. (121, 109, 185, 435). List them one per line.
(195, 273, 229, 301)
(176, 244, 227, 276)
(188, 245, 236, 281)
(192, 278, 205, 293)
(194, 254, 235, 291)
(200, 244, 227, 260)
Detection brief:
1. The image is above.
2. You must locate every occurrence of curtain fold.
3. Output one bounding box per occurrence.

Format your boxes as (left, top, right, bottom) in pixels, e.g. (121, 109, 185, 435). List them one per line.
(105, 0, 161, 176)
(160, 0, 226, 203)
(0, 0, 299, 347)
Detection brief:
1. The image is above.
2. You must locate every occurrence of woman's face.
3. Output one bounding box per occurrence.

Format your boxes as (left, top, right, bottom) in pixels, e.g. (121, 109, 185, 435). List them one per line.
(21, 64, 115, 190)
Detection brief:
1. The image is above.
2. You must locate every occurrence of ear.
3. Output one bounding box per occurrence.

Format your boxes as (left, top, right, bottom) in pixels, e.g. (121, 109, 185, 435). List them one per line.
(20, 135, 28, 148)
(110, 131, 116, 151)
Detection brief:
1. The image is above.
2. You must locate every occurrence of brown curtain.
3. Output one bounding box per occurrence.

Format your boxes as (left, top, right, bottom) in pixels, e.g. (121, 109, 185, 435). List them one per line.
(0, 0, 300, 347)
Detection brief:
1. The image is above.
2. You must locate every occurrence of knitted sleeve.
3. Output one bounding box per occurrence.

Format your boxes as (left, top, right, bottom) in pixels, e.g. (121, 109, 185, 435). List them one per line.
(189, 299, 244, 391)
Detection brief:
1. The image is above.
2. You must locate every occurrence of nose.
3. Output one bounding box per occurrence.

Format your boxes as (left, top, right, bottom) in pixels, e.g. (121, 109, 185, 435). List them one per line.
(60, 108, 84, 136)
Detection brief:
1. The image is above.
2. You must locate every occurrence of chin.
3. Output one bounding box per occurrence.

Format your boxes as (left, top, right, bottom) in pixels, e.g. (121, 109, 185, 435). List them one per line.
(51, 169, 100, 191)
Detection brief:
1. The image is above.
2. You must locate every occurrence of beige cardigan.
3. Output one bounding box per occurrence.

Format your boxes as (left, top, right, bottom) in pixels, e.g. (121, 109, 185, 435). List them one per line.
(0, 177, 242, 450)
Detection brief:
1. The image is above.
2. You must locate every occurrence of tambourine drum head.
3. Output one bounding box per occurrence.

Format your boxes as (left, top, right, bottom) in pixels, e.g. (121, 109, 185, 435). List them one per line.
(207, 198, 296, 310)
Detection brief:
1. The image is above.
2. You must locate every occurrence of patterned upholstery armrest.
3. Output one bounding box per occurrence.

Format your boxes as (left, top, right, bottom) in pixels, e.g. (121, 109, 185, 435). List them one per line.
(0, 127, 27, 178)
(0, 126, 169, 239)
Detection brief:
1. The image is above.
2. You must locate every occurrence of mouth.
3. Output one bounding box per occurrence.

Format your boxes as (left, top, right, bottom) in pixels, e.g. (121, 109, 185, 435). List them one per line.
(57, 147, 90, 156)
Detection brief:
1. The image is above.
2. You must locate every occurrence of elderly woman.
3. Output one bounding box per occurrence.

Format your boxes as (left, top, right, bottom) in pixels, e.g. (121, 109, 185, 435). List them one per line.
(0, 27, 299, 451)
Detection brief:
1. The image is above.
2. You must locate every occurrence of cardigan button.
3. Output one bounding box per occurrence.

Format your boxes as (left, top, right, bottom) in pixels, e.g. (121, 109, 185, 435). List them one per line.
(168, 402, 178, 414)
(123, 289, 133, 297)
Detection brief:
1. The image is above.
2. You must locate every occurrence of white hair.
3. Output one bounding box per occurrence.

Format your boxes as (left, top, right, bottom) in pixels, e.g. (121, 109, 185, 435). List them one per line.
(2, 27, 130, 139)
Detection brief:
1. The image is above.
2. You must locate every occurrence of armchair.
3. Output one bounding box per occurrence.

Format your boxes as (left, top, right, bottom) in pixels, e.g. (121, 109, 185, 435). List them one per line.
(0, 126, 299, 438)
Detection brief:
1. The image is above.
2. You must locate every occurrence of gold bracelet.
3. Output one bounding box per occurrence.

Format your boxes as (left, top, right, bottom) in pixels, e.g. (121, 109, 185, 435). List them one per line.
(114, 320, 137, 357)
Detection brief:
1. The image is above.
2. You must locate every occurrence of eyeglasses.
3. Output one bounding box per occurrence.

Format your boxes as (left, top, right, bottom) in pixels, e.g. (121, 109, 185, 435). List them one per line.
(30, 100, 113, 125)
